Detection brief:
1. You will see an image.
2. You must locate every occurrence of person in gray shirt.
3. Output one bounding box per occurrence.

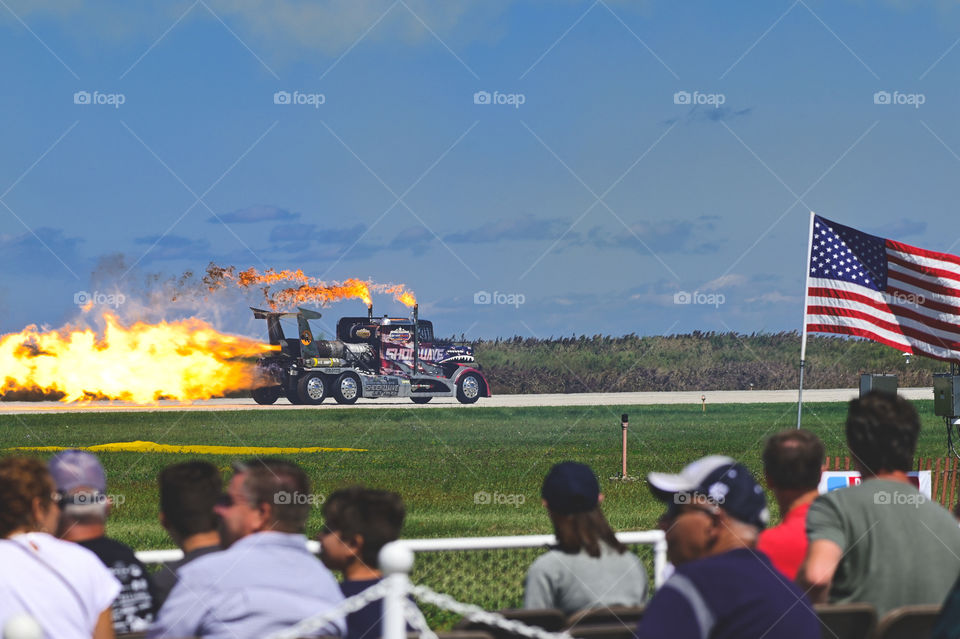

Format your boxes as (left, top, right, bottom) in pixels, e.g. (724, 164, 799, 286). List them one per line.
(524, 461, 648, 615)
(798, 392, 960, 616)
(149, 458, 345, 639)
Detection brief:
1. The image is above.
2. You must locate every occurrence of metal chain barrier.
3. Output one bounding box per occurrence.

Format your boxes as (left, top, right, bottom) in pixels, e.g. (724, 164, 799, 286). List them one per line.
(265, 580, 390, 639)
(264, 578, 576, 639)
(409, 584, 573, 639)
(403, 598, 438, 639)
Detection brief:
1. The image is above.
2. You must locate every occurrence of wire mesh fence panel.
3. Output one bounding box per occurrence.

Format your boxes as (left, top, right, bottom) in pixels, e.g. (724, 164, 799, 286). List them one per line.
(410, 544, 656, 629)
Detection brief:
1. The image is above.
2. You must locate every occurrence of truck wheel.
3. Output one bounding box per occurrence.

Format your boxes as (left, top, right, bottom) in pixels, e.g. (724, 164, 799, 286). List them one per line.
(252, 387, 280, 405)
(334, 372, 361, 405)
(456, 373, 482, 404)
(298, 373, 327, 405)
(285, 384, 303, 404)
(411, 396, 432, 404)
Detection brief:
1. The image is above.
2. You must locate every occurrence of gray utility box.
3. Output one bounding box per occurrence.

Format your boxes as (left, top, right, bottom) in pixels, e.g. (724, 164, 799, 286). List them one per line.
(934, 374, 960, 417)
(860, 374, 898, 398)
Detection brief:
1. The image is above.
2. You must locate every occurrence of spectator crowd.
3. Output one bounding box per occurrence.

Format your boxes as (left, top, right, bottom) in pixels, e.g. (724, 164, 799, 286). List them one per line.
(3, 390, 960, 638)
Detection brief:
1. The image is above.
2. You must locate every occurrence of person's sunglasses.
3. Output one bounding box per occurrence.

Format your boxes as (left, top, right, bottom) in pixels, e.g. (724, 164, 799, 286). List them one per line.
(216, 492, 235, 508)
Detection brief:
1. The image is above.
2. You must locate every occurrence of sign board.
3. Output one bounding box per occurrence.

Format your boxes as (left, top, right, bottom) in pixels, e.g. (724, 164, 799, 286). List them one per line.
(818, 471, 931, 499)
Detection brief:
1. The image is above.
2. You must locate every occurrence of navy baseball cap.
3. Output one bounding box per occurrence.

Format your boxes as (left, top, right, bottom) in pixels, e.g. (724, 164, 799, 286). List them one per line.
(542, 461, 600, 515)
(648, 455, 769, 529)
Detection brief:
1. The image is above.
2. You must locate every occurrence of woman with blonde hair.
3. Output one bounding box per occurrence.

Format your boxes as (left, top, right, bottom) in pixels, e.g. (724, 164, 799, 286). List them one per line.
(0, 456, 119, 639)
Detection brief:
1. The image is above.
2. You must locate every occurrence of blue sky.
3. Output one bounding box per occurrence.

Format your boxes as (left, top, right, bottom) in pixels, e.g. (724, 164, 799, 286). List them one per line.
(3, 0, 960, 340)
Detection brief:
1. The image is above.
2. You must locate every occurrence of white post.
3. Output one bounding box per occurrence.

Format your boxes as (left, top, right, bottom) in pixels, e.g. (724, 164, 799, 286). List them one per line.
(380, 542, 414, 639)
(653, 535, 668, 589)
(798, 211, 816, 429)
(3, 614, 43, 639)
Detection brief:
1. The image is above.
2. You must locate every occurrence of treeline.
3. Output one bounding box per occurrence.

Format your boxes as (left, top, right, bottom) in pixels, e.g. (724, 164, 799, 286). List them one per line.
(461, 332, 946, 395)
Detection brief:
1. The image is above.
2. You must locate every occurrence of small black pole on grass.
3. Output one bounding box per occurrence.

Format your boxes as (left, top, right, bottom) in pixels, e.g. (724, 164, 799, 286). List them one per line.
(611, 413, 638, 481)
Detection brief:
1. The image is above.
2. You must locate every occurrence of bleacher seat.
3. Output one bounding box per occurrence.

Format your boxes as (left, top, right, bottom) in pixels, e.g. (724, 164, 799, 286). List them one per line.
(813, 602, 877, 639)
(434, 632, 496, 639)
(874, 604, 941, 639)
(566, 623, 636, 639)
(565, 606, 645, 629)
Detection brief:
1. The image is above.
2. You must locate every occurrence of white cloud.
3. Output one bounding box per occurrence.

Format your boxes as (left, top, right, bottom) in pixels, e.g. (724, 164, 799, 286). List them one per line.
(700, 274, 747, 291)
(745, 291, 797, 305)
(0, 0, 512, 56)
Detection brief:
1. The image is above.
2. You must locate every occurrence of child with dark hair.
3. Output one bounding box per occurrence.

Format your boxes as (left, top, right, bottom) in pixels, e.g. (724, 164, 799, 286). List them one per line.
(319, 486, 406, 639)
(524, 461, 648, 615)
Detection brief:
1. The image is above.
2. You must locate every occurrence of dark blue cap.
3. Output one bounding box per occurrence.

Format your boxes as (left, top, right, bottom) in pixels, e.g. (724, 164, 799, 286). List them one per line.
(542, 461, 600, 515)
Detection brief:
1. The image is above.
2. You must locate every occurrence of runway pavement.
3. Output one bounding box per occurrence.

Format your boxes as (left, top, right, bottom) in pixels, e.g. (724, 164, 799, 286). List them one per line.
(0, 387, 934, 415)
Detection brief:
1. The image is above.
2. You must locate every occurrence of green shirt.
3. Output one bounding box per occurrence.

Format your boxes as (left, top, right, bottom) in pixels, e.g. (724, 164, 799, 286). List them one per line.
(807, 478, 960, 616)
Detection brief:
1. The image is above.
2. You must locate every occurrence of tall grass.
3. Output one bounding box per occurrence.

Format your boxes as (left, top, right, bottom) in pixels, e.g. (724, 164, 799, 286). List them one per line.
(462, 332, 943, 394)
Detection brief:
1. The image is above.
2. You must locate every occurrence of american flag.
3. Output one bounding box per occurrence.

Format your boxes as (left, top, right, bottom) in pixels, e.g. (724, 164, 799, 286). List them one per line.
(806, 215, 960, 362)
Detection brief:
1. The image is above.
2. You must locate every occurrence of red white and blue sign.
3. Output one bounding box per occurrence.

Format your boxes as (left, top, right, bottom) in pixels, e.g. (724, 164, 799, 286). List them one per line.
(818, 471, 931, 498)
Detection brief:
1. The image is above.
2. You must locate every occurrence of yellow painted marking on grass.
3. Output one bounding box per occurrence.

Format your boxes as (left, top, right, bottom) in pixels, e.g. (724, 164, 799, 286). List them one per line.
(10, 441, 367, 454)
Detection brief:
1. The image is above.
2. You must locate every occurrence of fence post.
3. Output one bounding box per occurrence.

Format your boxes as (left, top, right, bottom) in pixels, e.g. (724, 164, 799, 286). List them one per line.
(653, 533, 668, 590)
(380, 542, 414, 639)
(621, 414, 628, 478)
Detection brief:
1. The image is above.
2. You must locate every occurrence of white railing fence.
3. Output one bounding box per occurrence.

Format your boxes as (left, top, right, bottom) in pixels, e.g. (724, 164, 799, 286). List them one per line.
(136, 530, 669, 590)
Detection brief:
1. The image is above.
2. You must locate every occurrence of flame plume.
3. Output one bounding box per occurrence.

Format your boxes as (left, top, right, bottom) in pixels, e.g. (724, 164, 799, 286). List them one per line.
(204, 264, 417, 310)
(0, 314, 275, 403)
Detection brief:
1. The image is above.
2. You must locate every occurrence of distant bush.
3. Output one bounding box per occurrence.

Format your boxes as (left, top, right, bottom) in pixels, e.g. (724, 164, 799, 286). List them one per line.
(458, 332, 943, 395)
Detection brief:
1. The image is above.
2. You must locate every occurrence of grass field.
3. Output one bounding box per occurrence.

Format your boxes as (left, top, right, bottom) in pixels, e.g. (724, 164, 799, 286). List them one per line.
(0, 400, 952, 623)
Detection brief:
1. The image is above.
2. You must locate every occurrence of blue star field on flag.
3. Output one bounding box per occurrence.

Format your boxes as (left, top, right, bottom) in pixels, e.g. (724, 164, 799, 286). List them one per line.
(809, 217, 886, 292)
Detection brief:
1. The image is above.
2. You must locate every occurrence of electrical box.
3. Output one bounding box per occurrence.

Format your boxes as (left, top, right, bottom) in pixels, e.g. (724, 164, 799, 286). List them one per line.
(859, 374, 898, 398)
(934, 374, 960, 417)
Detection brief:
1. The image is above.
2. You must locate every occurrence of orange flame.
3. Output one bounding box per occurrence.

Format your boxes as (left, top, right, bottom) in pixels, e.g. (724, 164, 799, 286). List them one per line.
(206, 264, 417, 310)
(0, 314, 276, 403)
(272, 278, 374, 308)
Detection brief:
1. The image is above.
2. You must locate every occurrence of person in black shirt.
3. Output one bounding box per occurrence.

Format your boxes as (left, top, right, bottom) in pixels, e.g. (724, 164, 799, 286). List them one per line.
(153, 461, 223, 607)
(319, 486, 406, 639)
(49, 449, 157, 634)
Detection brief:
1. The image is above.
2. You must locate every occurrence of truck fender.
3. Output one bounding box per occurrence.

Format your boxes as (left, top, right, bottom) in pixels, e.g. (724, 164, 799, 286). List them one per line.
(452, 367, 491, 397)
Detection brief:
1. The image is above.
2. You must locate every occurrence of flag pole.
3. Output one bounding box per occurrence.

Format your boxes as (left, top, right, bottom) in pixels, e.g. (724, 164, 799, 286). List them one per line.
(798, 211, 816, 428)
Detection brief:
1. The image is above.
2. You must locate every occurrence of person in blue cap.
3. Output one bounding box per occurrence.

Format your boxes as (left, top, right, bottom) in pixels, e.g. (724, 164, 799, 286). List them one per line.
(636, 455, 819, 639)
(524, 461, 648, 615)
